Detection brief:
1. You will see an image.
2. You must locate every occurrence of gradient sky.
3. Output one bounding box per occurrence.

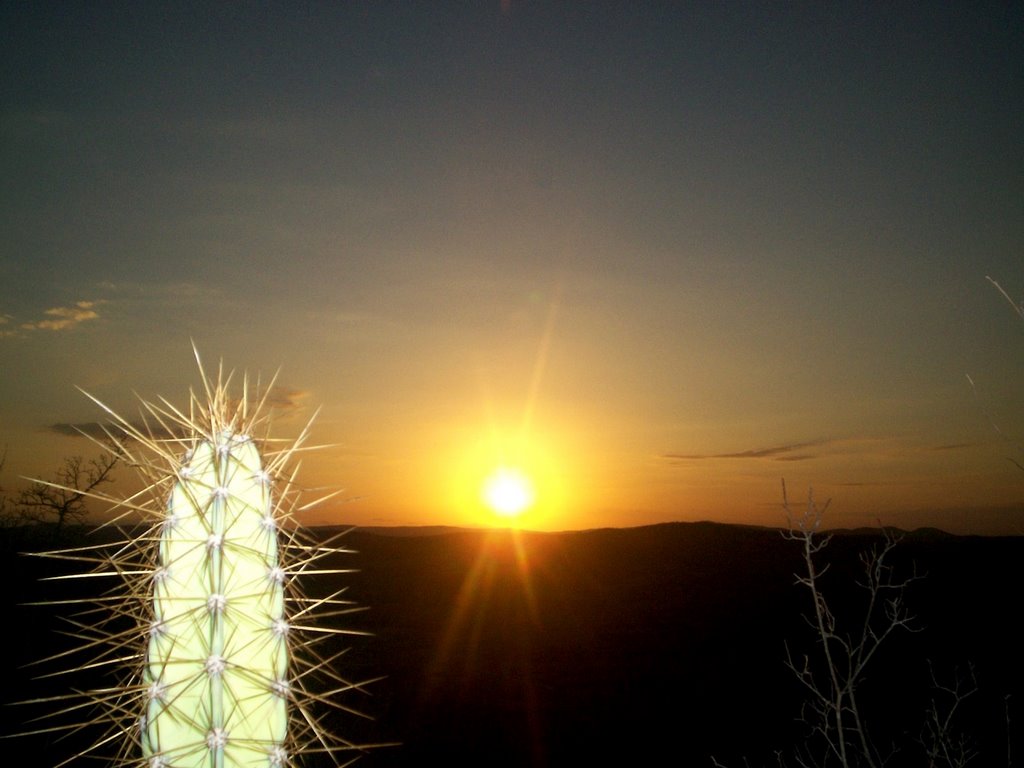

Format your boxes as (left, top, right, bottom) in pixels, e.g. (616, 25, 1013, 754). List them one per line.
(2, 2, 1023, 533)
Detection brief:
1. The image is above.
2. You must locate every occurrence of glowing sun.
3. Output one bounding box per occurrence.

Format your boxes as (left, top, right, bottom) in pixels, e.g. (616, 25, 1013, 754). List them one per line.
(481, 467, 535, 518)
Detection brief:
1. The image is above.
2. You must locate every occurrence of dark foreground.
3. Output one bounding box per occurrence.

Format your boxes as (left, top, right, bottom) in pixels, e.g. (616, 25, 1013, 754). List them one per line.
(2, 521, 1022, 766)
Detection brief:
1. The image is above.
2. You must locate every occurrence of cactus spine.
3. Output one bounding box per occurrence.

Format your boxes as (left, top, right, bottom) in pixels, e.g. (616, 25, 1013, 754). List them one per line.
(13, 350, 372, 767)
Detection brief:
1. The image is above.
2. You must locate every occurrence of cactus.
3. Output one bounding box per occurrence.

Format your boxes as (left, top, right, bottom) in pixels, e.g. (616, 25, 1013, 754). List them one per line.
(142, 428, 289, 767)
(14, 349, 375, 766)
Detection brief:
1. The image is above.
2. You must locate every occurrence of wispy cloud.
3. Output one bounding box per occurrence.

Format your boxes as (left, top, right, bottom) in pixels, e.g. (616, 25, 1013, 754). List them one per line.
(8, 300, 104, 334)
(663, 439, 831, 463)
(29, 300, 102, 330)
(663, 437, 976, 467)
(0, 313, 16, 338)
(834, 480, 905, 487)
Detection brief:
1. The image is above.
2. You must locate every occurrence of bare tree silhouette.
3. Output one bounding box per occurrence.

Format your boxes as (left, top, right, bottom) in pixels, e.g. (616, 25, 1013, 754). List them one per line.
(14, 451, 119, 532)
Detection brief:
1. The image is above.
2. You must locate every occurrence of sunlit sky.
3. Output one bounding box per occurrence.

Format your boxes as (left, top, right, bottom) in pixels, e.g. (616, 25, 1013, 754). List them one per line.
(2, 2, 1023, 533)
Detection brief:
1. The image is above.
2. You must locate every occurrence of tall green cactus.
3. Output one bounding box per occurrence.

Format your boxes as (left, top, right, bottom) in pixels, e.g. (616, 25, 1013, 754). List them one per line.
(15, 350, 374, 767)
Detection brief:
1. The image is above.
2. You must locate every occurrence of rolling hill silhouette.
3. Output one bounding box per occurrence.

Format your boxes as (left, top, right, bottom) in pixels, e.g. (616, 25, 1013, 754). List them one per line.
(2, 521, 1022, 766)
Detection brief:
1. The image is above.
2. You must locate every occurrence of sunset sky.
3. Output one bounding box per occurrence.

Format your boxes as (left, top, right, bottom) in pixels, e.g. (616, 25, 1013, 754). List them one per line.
(2, 2, 1023, 533)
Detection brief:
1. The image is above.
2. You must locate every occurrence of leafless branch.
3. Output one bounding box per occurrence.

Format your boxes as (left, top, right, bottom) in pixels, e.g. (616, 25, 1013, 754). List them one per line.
(919, 663, 979, 768)
(15, 451, 120, 531)
(781, 480, 920, 768)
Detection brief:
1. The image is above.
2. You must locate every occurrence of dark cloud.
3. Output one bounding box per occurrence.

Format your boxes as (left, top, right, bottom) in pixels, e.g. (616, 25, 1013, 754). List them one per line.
(47, 422, 112, 439)
(265, 386, 308, 411)
(663, 439, 830, 462)
(835, 480, 900, 487)
(47, 421, 183, 441)
(46, 385, 308, 442)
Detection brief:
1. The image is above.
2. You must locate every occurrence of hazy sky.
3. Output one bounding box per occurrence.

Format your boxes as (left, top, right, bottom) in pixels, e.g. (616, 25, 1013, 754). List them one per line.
(2, 2, 1023, 533)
